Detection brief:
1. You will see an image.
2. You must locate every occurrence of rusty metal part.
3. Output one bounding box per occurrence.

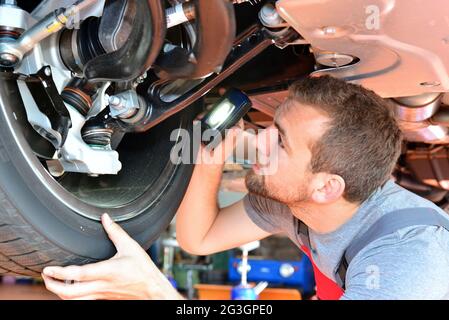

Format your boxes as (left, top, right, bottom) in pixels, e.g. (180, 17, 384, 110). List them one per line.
(406, 146, 449, 191)
(249, 90, 288, 117)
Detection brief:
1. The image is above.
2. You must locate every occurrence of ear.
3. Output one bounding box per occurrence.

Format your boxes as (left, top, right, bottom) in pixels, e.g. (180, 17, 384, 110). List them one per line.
(310, 173, 346, 204)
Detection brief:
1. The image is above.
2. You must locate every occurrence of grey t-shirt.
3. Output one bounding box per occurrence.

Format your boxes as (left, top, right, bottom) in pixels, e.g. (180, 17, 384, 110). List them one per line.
(243, 180, 449, 299)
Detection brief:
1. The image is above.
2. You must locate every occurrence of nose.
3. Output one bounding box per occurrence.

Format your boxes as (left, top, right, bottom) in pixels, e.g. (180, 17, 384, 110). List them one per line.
(234, 126, 278, 165)
(257, 126, 278, 157)
(246, 126, 278, 168)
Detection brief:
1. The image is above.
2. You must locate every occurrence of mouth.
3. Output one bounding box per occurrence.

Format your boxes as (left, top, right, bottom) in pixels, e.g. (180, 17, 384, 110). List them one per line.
(252, 163, 263, 174)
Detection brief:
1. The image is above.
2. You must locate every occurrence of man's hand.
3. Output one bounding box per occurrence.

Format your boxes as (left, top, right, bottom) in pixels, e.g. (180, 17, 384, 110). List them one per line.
(41, 214, 183, 300)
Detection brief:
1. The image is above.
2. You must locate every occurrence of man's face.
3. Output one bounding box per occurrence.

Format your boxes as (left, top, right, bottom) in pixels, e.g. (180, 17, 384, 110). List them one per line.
(245, 100, 330, 205)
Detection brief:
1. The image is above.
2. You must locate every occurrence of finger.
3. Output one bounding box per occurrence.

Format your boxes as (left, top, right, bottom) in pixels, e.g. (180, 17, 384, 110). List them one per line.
(237, 118, 244, 130)
(242, 130, 257, 149)
(214, 126, 243, 163)
(199, 126, 243, 165)
(43, 259, 119, 282)
(101, 213, 139, 252)
(42, 273, 107, 300)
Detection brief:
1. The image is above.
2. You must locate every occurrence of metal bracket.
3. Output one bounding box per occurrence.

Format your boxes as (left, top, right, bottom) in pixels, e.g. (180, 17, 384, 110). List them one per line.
(22, 66, 71, 149)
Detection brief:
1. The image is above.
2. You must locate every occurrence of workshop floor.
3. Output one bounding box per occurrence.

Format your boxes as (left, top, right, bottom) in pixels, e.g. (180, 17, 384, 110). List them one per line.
(0, 283, 58, 300)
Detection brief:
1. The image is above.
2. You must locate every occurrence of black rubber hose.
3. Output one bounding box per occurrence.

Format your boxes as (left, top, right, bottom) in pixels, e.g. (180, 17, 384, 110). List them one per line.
(84, 0, 166, 82)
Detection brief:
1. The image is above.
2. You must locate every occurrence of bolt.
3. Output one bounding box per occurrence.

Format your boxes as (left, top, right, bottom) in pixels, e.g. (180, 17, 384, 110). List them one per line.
(109, 96, 120, 105)
(140, 72, 147, 80)
(136, 72, 148, 84)
(44, 67, 51, 76)
(109, 96, 122, 109)
(0, 52, 18, 66)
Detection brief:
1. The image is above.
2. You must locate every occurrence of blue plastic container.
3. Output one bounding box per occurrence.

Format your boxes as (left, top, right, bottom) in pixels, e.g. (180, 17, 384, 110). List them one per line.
(231, 284, 258, 300)
(228, 255, 315, 295)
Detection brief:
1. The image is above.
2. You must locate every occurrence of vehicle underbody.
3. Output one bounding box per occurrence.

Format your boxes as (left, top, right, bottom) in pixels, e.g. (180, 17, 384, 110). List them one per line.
(0, 0, 448, 275)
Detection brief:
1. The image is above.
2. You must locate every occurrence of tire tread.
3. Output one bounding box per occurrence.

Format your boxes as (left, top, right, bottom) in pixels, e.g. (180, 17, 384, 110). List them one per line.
(0, 187, 96, 277)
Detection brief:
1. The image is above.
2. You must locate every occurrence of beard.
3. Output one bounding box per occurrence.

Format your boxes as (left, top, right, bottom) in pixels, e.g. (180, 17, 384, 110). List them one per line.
(245, 169, 311, 204)
(245, 169, 271, 198)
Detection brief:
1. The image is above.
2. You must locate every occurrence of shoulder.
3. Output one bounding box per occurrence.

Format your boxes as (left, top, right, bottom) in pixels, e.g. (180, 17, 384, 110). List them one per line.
(243, 193, 291, 215)
(242, 193, 294, 234)
(343, 224, 449, 299)
(375, 180, 443, 213)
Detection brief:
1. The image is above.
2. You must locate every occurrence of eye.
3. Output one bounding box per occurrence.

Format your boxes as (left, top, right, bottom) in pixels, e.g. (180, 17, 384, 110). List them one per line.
(278, 135, 285, 149)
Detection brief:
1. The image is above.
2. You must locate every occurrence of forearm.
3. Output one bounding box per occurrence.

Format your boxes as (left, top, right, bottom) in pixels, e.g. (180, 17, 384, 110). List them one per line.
(176, 160, 223, 253)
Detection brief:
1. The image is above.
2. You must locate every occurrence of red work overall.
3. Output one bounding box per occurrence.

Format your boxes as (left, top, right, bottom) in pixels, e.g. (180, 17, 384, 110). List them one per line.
(301, 246, 344, 300)
(299, 206, 449, 300)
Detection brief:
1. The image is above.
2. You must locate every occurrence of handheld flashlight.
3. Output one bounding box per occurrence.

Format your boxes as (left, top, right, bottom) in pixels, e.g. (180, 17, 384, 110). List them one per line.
(201, 88, 252, 148)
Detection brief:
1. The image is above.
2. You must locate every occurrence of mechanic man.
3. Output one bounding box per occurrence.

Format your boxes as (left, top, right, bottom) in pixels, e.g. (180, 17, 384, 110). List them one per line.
(41, 76, 449, 300)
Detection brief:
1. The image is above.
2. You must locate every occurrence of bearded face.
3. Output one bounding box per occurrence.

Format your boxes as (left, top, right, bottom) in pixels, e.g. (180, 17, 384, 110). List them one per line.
(243, 101, 328, 206)
(245, 167, 312, 205)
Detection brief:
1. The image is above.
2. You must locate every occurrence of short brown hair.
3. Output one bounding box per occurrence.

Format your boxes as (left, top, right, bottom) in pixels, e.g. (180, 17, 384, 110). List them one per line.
(287, 75, 402, 203)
